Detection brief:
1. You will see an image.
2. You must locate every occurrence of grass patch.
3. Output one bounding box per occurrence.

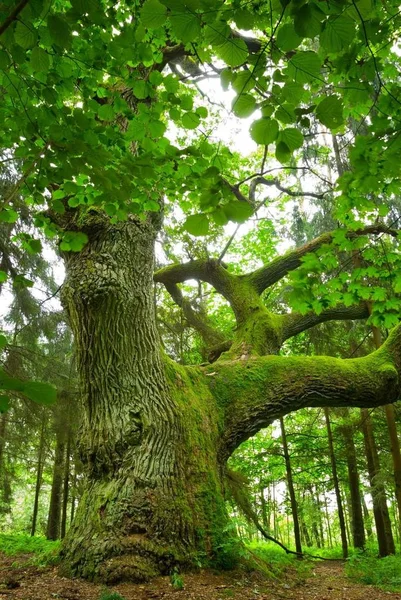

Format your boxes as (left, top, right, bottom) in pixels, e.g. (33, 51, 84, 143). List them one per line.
(99, 592, 127, 600)
(0, 533, 60, 566)
(346, 552, 401, 592)
(246, 542, 312, 580)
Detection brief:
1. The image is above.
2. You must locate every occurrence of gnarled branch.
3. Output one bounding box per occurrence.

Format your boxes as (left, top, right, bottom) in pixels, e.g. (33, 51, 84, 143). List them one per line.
(208, 323, 401, 458)
(245, 224, 398, 295)
(281, 304, 370, 341)
(248, 176, 327, 204)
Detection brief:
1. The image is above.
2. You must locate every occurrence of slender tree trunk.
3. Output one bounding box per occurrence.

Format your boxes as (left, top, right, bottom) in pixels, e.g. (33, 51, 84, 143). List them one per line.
(260, 486, 268, 530)
(315, 489, 325, 549)
(61, 431, 71, 539)
(341, 487, 352, 548)
(70, 462, 76, 525)
(324, 495, 333, 548)
(47, 427, 66, 540)
(324, 407, 348, 558)
(279, 417, 302, 555)
(341, 418, 365, 548)
(31, 412, 46, 537)
(362, 496, 373, 540)
(59, 219, 233, 582)
(361, 408, 395, 556)
(384, 403, 401, 546)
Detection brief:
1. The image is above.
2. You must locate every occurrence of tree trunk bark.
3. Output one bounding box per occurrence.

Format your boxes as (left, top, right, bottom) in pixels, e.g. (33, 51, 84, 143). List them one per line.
(31, 411, 46, 536)
(47, 426, 66, 540)
(60, 219, 232, 582)
(324, 407, 348, 558)
(384, 403, 401, 546)
(362, 496, 373, 540)
(360, 408, 395, 556)
(61, 430, 71, 539)
(340, 417, 365, 549)
(279, 417, 302, 555)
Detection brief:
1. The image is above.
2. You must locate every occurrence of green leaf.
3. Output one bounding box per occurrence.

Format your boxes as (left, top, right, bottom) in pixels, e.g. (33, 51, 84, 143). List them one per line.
(276, 23, 303, 51)
(0, 50, 10, 69)
(0, 396, 10, 413)
(0, 335, 7, 350)
(15, 22, 37, 49)
(217, 39, 248, 67)
(250, 118, 279, 145)
(320, 15, 356, 52)
(223, 201, 253, 223)
(182, 112, 201, 129)
(287, 51, 321, 84)
(196, 106, 208, 118)
(47, 15, 71, 48)
(140, 0, 167, 28)
(170, 12, 201, 42)
(60, 231, 88, 252)
(13, 275, 34, 289)
(294, 4, 324, 39)
(132, 80, 150, 99)
(275, 141, 292, 163)
(0, 271, 7, 283)
(0, 209, 18, 223)
(279, 127, 304, 151)
(231, 94, 257, 118)
(22, 381, 57, 405)
(183, 214, 210, 236)
(30, 47, 50, 72)
(98, 104, 115, 120)
(316, 95, 344, 129)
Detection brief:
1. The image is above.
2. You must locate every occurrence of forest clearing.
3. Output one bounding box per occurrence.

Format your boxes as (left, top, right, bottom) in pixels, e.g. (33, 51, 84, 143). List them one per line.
(1, 0, 401, 596)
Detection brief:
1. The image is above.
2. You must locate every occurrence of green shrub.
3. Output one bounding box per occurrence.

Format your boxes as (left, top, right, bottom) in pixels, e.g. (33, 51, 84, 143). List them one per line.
(247, 542, 312, 580)
(0, 533, 60, 565)
(346, 553, 401, 591)
(170, 569, 184, 590)
(99, 592, 127, 600)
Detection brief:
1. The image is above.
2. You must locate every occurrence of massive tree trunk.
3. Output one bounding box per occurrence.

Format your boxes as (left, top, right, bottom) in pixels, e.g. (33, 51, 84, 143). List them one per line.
(60, 217, 232, 582)
(58, 214, 401, 582)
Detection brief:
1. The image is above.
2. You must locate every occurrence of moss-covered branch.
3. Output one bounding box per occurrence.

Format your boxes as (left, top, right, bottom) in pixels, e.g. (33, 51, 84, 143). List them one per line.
(245, 225, 398, 295)
(204, 324, 401, 458)
(281, 303, 370, 341)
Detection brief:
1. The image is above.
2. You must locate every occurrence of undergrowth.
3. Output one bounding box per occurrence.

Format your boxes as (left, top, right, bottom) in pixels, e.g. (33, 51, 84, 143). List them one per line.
(0, 533, 60, 566)
(346, 551, 401, 592)
(246, 542, 312, 580)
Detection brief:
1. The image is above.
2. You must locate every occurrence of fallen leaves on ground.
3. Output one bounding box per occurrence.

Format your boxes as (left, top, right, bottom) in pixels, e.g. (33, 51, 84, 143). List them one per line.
(0, 553, 401, 600)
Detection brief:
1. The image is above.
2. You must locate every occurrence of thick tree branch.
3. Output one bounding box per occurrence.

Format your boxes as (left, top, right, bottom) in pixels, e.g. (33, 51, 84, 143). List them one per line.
(154, 259, 238, 308)
(281, 303, 370, 341)
(0, 0, 29, 36)
(245, 225, 399, 295)
(206, 324, 401, 458)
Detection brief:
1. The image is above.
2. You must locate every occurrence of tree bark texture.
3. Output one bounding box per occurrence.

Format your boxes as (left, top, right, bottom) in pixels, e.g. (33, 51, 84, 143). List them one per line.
(31, 412, 46, 537)
(59, 215, 401, 582)
(340, 417, 365, 549)
(47, 427, 66, 540)
(360, 408, 395, 556)
(60, 218, 233, 582)
(324, 408, 348, 558)
(280, 417, 302, 555)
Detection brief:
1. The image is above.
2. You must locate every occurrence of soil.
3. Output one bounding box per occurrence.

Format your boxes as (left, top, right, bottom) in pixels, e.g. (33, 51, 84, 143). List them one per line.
(0, 553, 400, 600)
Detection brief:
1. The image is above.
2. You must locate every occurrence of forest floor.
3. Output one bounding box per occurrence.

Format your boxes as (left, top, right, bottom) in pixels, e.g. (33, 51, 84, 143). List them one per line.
(1, 552, 401, 600)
